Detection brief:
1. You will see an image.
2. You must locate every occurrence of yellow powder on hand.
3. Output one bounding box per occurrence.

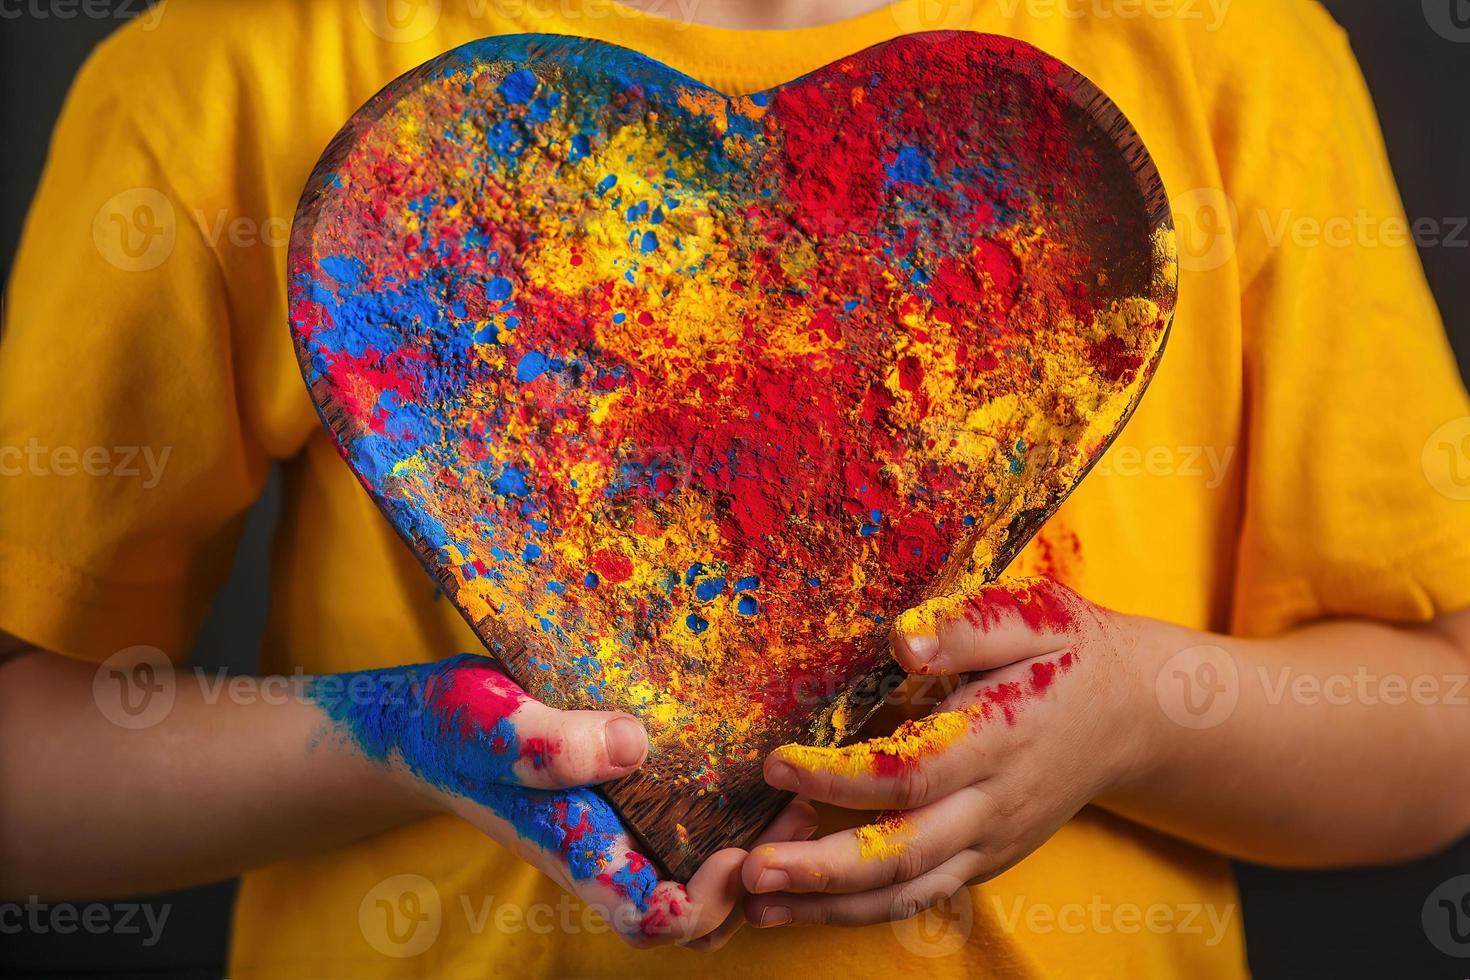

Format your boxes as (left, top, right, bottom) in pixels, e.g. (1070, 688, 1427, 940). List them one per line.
(855, 812, 912, 861)
(772, 705, 981, 777)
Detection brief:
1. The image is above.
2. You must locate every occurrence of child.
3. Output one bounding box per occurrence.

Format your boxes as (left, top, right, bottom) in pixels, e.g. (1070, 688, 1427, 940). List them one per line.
(2, 0, 1468, 976)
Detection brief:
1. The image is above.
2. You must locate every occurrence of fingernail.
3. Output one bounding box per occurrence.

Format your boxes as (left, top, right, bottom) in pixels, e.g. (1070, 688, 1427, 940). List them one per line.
(604, 716, 647, 768)
(758, 906, 791, 928)
(765, 760, 800, 791)
(904, 633, 939, 669)
(755, 868, 791, 894)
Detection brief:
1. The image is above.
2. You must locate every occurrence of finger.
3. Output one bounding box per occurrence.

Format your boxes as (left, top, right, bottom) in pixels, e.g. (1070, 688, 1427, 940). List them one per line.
(764, 705, 988, 809)
(624, 847, 747, 947)
(764, 651, 1079, 808)
(462, 784, 743, 947)
(422, 655, 648, 789)
(891, 577, 1086, 675)
(743, 787, 988, 896)
(504, 700, 648, 789)
(746, 848, 985, 928)
(687, 799, 820, 952)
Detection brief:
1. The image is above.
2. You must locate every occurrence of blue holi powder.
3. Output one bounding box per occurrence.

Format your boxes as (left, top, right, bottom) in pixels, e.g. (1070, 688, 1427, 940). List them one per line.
(486, 276, 515, 301)
(639, 231, 659, 254)
(500, 68, 539, 104)
(737, 595, 759, 616)
(694, 577, 726, 601)
(487, 118, 527, 159)
(527, 93, 561, 123)
(686, 613, 709, 634)
(320, 255, 364, 286)
(885, 145, 936, 187)
(733, 575, 759, 592)
(596, 174, 618, 195)
(611, 311, 626, 324)
(584, 572, 600, 588)
(684, 562, 704, 585)
(567, 133, 591, 161)
(963, 514, 976, 526)
(546, 580, 566, 594)
(307, 655, 647, 900)
(374, 390, 436, 443)
(523, 544, 542, 561)
(807, 576, 822, 587)
(493, 465, 529, 497)
(516, 350, 552, 382)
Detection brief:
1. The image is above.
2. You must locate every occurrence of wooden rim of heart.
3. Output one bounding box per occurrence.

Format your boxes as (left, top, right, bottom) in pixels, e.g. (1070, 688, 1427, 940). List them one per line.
(288, 31, 1178, 881)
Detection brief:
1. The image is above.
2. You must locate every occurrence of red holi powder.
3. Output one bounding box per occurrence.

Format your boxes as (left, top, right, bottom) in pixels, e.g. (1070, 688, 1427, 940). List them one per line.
(871, 750, 908, 778)
(964, 579, 1078, 634)
(976, 651, 1077, 724)
(1086, 333, 1144, 383)
(430, 661, 526, 733)
(589, 549, 633, 584)
(518, 736, 560, 769)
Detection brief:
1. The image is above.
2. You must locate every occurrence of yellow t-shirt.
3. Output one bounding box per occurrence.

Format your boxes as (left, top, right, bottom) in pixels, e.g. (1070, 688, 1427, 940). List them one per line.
(4, 0, 1469, 976)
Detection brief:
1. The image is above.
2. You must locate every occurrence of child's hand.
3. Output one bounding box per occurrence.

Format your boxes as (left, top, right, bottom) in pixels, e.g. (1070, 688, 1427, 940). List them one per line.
(310, 654, 813, 947)
(742, 578, 1154, 928)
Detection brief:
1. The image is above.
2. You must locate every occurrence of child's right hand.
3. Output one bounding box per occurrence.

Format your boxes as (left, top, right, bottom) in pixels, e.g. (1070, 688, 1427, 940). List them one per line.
(309, 653, 812, 947)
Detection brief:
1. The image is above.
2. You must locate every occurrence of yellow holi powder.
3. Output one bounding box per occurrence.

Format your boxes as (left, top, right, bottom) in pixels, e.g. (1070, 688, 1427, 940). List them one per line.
(772, 706, 978, 778)
(855, 813, 912, 861)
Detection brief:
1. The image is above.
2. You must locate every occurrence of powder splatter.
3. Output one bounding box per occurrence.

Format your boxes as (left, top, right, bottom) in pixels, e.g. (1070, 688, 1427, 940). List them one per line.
(772, 704, 977, 779)
(288, 32, 1175, 858)
(855, 812, 912, 861)
(894, 576, 1082, 647)
(772, 649, 1079, 777)
(307, 655, 661, 924)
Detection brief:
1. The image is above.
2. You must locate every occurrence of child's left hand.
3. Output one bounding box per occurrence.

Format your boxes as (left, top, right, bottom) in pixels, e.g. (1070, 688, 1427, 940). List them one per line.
(742, 578, 1158, 928)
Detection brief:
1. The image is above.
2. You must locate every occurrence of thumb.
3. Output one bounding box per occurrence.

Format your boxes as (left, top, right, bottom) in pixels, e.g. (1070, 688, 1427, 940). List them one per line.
(890, 577, 1087, 676)
(507, 700, 649, 789)
(423, 655, 648, 790)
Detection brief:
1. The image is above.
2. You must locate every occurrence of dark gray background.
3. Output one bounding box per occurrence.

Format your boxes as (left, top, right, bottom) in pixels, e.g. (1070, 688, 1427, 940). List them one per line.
(2, 2, 1468, 977)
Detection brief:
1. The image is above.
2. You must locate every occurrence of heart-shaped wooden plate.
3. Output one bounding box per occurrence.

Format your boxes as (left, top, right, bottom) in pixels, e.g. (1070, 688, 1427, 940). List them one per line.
(288, 31, 1176, 880)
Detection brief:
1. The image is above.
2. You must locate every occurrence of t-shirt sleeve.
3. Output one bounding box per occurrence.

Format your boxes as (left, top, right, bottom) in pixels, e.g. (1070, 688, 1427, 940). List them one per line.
(0, 48, 268, 663)
(1227, 16, 1470, 636)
